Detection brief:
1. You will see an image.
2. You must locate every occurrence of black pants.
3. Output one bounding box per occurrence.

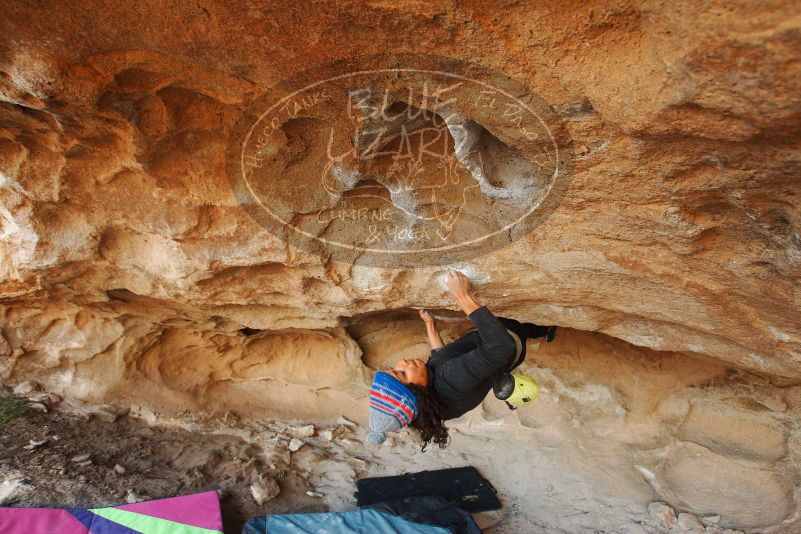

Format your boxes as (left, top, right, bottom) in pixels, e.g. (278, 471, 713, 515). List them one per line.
(431, 318, 549, 371)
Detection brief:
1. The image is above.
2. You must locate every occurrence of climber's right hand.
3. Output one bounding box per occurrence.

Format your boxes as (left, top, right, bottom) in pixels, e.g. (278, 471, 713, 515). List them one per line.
(445, 270, 471, 299)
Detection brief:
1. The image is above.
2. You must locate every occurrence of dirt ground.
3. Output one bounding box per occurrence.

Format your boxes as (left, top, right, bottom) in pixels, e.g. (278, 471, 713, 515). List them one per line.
(0, 392, 340, 533)
(1, 376, 759, 534)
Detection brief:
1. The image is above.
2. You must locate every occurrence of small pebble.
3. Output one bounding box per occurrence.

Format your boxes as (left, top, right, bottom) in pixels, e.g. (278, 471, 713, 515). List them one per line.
(28, 402, 48, 413)
(677, 513, 705, 532)
(305, 491, 323, 498)
(91, 405, 129, 423)
(250, 478, 280, 505)
(28, 393, 61, 405)
(114, 464, 127, 475)
(647, 502, 676, 530)
(22, 439, 47, 450)
(13, 381, 38, 396)
(337, 416, 356, 428)
(71, 454, 92, 463)
(287, 425, 315, 438)
(347, 456, 366, 468)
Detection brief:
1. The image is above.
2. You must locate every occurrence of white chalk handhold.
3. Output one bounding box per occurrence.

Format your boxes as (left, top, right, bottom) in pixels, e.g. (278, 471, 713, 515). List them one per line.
(436, 265, 490, 292)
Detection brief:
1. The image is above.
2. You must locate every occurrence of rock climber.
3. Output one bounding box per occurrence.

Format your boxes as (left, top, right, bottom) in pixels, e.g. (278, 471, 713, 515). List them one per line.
(367, 270, 557, 449)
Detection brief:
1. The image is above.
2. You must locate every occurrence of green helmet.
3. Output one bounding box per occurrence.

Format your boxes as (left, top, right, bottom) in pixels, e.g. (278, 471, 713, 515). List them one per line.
(493, 373, 540, 407)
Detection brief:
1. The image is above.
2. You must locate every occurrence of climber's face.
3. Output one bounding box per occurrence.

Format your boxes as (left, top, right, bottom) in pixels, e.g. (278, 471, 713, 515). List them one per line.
(387, 358, 429, 387)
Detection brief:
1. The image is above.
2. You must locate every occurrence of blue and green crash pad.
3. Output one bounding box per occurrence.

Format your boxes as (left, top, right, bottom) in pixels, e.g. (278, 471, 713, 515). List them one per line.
(243, 496, 481, 534)
(242, 508, 452, 533)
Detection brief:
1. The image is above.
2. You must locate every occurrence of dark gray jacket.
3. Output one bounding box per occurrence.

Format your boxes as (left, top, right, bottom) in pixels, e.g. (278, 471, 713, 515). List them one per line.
(426, 306, 517, 420)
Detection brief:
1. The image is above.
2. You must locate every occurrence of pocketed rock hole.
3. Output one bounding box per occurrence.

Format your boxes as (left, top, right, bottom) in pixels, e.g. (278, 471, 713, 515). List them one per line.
(345, 307, 471, 370)
(256, 96, 554, 258)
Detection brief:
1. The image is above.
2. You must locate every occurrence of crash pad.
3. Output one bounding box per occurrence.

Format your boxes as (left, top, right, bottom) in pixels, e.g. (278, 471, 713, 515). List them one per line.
(356, 466, 501, 512)
(242, 508, 451, 534)
(0, 490, 223, 534)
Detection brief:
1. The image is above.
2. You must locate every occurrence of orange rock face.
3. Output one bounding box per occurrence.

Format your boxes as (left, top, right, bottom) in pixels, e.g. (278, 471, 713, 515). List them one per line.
(1, 1, 800, 531)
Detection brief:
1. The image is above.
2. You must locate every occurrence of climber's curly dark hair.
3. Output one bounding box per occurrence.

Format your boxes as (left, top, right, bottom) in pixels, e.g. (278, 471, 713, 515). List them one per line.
(407, 384, 449, 451)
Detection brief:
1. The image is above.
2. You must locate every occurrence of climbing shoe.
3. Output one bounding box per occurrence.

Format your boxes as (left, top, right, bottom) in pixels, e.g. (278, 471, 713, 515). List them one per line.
(545, 325, 557, 342)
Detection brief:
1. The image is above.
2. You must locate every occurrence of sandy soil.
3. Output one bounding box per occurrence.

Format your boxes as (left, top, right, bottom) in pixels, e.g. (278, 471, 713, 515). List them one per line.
(1, 376, 774, 534)
(0, 388, 652, 534)
(0, 393, 329, 532)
